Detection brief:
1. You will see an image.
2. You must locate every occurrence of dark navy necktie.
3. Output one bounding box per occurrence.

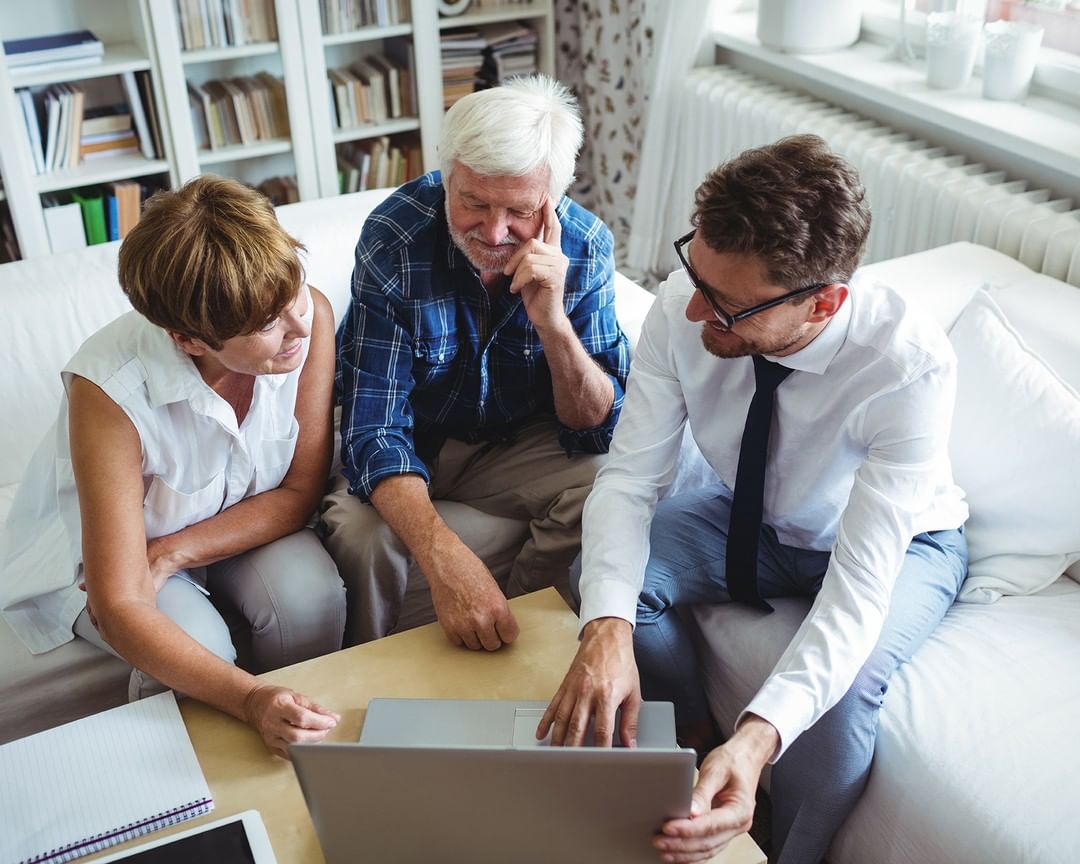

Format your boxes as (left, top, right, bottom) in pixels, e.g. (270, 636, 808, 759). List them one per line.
(726, 355, 793, 612)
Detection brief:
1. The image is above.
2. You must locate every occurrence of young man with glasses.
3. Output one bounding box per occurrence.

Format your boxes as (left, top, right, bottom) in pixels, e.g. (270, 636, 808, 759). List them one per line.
(539, 135, 969, 864)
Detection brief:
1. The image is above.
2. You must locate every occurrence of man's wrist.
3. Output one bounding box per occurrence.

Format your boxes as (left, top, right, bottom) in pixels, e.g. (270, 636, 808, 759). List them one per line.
(732, 713, 781, 766)
(582, 616, 633, 642)
(532, 311, 574, 343)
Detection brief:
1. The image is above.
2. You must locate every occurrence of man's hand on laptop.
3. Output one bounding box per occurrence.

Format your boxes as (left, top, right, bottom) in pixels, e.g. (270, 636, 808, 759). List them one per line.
(427, 538, 519, 651)
(538, 617, 640, 747)
(242, 683, 340, 760)
(653, 715, 778, 862)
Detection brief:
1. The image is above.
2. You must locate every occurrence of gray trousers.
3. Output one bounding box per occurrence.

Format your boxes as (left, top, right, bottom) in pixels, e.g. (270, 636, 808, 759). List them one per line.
(74, 527, 346, 701)
(319, 418, 607, 646)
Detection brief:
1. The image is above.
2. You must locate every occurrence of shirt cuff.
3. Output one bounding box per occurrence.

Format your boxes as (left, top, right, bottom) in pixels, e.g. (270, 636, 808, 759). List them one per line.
(737, 680, 818, 763)
(556, 372, 624, 455)
(348, 443, 431, 501)
(578, 577, 640, 638)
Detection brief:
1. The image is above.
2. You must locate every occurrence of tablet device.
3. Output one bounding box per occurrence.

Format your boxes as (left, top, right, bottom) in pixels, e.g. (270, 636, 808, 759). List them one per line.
(90, 811, 276, 863)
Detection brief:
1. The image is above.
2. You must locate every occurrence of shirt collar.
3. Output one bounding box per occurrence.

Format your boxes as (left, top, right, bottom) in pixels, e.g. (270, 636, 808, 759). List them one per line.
(764, 289, 852, 375)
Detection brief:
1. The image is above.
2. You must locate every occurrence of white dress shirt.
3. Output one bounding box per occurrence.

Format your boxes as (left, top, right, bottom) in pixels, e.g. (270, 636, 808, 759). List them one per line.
(0, 286, 313, 655)
(578, 270, 968, 759)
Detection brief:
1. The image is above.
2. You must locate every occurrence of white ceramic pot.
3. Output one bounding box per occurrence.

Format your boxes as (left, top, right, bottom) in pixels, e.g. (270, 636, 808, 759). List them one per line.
(757, 0, 863, 54)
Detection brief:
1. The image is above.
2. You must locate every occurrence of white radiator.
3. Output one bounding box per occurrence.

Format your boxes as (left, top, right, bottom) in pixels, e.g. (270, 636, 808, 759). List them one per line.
(669, 65, 1080, 286)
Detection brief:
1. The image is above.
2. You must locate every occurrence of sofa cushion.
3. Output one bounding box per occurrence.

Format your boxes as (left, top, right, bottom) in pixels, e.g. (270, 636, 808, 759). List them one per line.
(695, 577, 1080, 864)
(947, 290, 1080, 602)
(985, 272, 1080, 391)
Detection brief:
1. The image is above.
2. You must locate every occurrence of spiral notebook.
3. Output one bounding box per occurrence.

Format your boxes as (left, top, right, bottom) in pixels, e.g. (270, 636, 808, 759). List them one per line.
(0, 691, 213, 864)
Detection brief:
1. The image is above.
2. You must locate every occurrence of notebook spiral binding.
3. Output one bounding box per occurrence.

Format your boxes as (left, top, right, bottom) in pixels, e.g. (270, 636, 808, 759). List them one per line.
(26, 798, 214, 864)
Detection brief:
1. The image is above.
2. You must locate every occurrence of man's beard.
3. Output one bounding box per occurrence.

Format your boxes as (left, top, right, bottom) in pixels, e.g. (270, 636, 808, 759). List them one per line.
(700, 322, 805, 359)
(446, 202, 521, 272)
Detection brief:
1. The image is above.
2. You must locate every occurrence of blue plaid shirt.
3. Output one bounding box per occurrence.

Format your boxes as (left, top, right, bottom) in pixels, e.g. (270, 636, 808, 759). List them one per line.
(336, 172, 630, 501)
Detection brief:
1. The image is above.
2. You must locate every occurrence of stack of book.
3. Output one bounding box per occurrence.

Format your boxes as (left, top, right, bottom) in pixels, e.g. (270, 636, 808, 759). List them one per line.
(478, 22, 538, 88)
(17, 71, 162, 175)
(175, 0, 278, 51)
(42, 179, 159, 253)
(187, 73, 289, 150)
(256, 175, 299, 206)
(336, 136, 421, 194)
(320, 0, 409, 33)
(326, 50, 415, 130)
(2, 30, 104, 76)
(440, 30, 487, 109)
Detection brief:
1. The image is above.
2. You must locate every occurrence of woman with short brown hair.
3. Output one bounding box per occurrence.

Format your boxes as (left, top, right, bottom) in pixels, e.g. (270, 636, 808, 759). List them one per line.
(1, 176, 345, 757)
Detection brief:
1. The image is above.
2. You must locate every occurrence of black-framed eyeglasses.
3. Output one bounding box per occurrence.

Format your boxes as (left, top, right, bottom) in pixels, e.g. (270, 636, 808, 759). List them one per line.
(673, 230, 829, 331)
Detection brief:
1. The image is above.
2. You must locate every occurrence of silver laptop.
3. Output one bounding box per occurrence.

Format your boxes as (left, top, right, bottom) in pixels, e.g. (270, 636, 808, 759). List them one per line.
(290, 698, 696, 864)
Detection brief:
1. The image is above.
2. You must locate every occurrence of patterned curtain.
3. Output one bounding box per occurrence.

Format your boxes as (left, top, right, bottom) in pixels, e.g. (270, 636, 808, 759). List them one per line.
(555, 1, 655, 272)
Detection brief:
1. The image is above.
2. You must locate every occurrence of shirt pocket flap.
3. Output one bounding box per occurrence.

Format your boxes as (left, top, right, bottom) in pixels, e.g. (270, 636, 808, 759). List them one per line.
(144, 473, 226, 533)
(413, 336, 459, 365)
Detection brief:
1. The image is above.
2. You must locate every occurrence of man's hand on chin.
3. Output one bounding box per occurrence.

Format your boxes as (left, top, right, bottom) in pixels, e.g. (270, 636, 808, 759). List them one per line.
(538, 616, 641, 748)
(426, 536, 519, 652)
(653, 715, 779, 863)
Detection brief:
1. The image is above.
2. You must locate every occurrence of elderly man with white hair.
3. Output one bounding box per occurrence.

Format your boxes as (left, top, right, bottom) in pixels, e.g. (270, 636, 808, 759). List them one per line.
(320, 75, 630, 650)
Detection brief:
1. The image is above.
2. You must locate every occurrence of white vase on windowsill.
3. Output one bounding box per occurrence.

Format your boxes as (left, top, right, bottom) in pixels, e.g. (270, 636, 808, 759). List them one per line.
(757, 0, 863, 53)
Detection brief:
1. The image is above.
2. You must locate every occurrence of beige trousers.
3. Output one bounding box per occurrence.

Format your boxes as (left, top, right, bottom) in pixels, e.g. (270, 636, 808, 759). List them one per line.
(319, 417, 606, 646)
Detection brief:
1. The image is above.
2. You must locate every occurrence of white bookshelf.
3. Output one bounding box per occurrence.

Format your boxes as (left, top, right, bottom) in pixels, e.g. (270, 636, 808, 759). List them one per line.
(0, 0, 174, 258)
(0, 0, 558, 258)
(147, 0, 320, 200)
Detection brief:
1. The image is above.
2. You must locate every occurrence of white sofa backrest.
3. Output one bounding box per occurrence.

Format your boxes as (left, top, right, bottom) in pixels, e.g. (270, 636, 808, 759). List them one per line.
(0, 245, 132, 488)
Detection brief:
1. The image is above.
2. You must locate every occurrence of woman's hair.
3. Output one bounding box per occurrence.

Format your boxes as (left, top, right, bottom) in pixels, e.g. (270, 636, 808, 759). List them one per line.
(439, 74, 583, 199)
(691, 135, 871, 290)
(117, 175, 305, 349)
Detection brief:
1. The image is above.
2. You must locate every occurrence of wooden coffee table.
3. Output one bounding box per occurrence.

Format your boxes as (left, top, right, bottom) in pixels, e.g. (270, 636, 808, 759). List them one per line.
(90, 588, 765, 863)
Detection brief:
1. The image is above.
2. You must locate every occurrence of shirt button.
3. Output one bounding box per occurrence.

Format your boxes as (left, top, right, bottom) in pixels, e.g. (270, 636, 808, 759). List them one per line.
(438, 352, 445, 361)
(523, 349, 531, 356)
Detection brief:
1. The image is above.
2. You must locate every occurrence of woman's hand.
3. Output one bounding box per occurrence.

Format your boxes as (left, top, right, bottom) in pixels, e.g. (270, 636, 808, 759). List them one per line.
(242, 682, 340, 759)
(146, 535, 185, 593)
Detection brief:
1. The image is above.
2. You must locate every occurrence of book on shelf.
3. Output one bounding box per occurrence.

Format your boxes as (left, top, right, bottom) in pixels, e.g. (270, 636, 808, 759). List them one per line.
(320, 0, 409, 34)
(188, 73, 288, 150)
(82, 132, 141, 161)
(82, 104, 133, 137)
(110, 180, 142, 239)
(137, 71, 166, 161)
(42, 199, 88, 254)
(16, 89, 46, 174)
(257, 175, 299, 206)
(3, 29, 104, 72)
(121, 71, 156, 160)
(72, 189, 108, 245)
(175, 0, 278, 51)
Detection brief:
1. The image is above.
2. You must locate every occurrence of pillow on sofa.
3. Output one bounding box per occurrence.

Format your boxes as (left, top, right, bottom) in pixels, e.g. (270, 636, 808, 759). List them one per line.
(984, 274, 1080, 391)
(948, 290, 1080, 602)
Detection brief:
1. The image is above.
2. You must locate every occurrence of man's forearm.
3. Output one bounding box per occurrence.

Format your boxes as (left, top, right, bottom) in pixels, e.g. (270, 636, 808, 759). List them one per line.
(537, 317, 615, 429)
(368, 474, 457, 578)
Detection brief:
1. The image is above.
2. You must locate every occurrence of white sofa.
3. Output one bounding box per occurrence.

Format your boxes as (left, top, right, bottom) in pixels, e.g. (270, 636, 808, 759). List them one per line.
(2, 190, 1078, 863)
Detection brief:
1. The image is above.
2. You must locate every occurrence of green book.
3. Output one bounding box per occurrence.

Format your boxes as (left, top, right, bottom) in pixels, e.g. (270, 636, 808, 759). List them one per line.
(71, 190, 107, 245)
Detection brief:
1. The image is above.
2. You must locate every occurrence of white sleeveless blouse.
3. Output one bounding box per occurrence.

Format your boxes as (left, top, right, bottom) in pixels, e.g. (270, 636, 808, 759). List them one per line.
(0, 285, 314, 654)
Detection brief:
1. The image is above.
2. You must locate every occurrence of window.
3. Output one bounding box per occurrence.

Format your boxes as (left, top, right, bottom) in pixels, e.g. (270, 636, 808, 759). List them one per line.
(860, 0, 1080, 102)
